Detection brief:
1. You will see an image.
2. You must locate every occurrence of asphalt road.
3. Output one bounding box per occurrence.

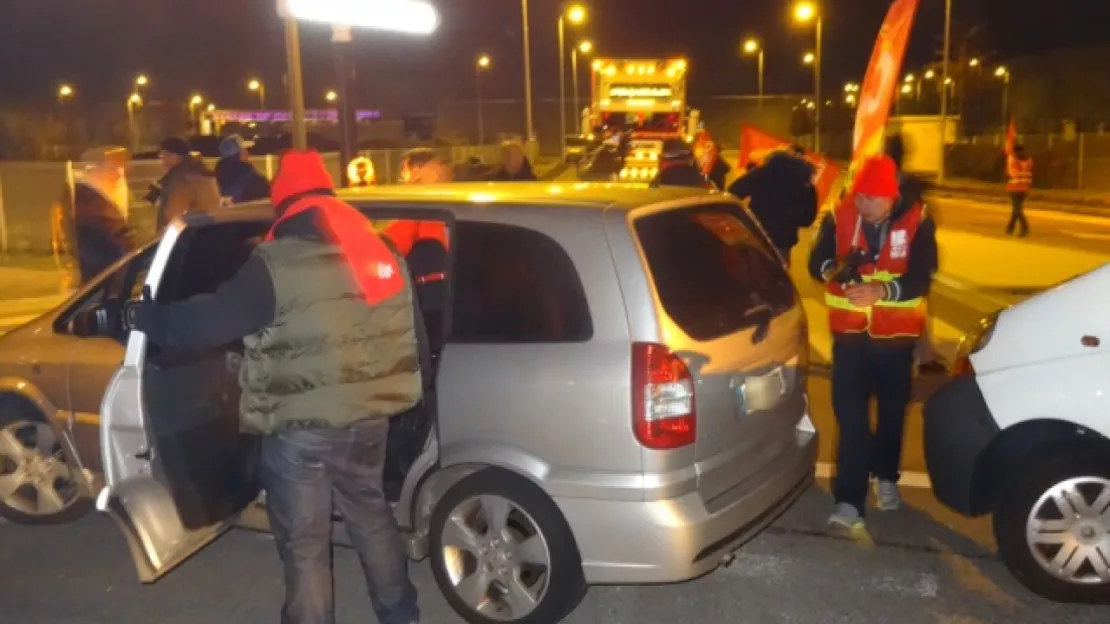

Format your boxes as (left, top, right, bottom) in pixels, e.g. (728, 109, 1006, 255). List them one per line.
(3, 185, 1110, 623)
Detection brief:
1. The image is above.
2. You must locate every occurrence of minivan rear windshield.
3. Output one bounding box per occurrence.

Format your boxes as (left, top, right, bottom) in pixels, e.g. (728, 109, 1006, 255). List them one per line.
(634, 203, 796, 341)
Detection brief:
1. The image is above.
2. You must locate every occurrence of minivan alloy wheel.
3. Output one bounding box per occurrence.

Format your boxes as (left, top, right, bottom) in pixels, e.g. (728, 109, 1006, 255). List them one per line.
(0, 419, 80, 518)
(1025, 476, 1110, 585)
(439, 494, 551, 620)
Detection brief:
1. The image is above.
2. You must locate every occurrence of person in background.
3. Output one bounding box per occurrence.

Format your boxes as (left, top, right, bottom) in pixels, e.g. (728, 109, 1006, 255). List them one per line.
(490, 140, 537, 181)
(885, 134, 947, 375)
(152, 136, 221, 229)
(52, 146, 136, 286)
(696, 137, 732, 190)
(126, 150, 422, 624)
(653, 139, 713, 188)
(1006, 144, 1033, 237)
(400, 148, 453, 184)
(809, 154, 938, 532)
(215, 134, 271, 205)
(727, 148, 818, 265)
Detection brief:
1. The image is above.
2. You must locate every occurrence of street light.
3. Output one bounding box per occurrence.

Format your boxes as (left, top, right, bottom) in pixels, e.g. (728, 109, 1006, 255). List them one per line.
(248, 79, 266, 108)
(802, 52, 815, 65)
(968, 57, 980, 68)
(188, 94, 204, 130)
(743, 38, 765, 109)
(995, 66, 1011, 128)
(207, 103, 216, 112)
(476, 54, 492, 144)
(325, 90, 338, 103)
(924, 69, 936, 80)
(135, 74, 149, 88)
(127, 93, 143, 152)
(571, 40, 593, 133)
(58, 84, 74, 103)
(558, 4, 587, 155)
(793, 1, 822, 152)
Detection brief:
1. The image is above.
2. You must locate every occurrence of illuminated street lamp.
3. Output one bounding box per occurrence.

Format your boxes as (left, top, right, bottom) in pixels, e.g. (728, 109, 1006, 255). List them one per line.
(924, 69, 936, 80)
(571, 40, 593, 131)
(57, 84, 74, 104)
(126, 93, 143, 152)
(793, 1, 822, 150)
(476, 55, 492, 144)
(279, 0, 441, 155)
(995, 65, 1011, 127)
(325, 90, 338, 104)
(188, 94, 204, 130)
(802, 52, 815, 66)
(845, 93, 857, 107)
(900, 84, 913, 95)
(135, 74, 149, 90)
(248, 79, 266, 109)
(206, 103, 216, 113)
(743, 38, 765, 108)
(968, 57, 980, 68)
(558, 4, 587, 154)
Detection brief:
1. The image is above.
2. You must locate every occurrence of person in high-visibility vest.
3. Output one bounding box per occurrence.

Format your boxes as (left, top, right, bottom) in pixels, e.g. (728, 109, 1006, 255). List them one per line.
(1006, 143, 1033, 237)
(808, 154, 938, 533)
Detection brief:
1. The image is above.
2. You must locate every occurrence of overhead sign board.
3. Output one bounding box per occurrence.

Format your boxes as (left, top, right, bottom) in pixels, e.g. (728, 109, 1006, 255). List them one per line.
(278, 0, 440, 35)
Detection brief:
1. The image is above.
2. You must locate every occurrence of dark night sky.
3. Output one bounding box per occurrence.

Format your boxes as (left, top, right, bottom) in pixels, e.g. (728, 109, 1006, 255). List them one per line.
(0, 0, 1107, 111)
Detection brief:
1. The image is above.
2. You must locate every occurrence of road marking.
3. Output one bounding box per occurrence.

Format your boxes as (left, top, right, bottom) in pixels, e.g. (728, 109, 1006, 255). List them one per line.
(816, 461, 932, 489)
(1062, 230, 1110, 241)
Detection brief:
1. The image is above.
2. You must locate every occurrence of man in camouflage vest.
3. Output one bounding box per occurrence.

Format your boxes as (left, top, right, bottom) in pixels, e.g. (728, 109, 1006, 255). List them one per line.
(128, 150, 423, 624)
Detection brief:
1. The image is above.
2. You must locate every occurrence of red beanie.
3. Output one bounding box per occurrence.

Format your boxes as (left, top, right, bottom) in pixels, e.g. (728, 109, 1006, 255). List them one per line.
(852, 155, 899, 198)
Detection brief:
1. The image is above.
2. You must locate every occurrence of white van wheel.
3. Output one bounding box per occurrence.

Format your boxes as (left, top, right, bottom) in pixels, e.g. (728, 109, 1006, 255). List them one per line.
(994, 448, 1110, 603)
(429, 468, 586, 623)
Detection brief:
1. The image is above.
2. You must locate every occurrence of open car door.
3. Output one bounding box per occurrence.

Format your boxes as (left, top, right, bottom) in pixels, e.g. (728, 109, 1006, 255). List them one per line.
(97, 219, 264, 582)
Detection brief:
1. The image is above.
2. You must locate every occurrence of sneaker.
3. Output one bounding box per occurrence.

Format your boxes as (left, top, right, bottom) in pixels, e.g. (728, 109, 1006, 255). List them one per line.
(875, 480, 902, 511)
(827, 502, 865, 531)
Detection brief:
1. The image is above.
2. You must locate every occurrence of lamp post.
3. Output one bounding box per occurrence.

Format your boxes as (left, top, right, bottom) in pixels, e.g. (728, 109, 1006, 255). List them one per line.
(126, 93, 143, 152)
(325, 90, 338, 105)
(189, 94, 203, 131)
(995, 65, 1010, 129)
(558, 4, 587, 155)
(793, 1, 822, 152)
(571, 40, 592, 134)
(476, 55, 491, 144)
(248, 79, 266, 109)
(520, 0, 535, 143)
(331, 25, 358, 186)
(938, 0, 952, 181)
(134, 74, 149, 96)
(58, 84, 74, 105)
(277, 0, 440, 151)
(743, 38, 764, 109)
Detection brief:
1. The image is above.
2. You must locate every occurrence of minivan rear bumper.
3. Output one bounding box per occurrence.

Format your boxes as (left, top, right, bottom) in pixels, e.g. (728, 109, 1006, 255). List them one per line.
(557, 428, 817, 585)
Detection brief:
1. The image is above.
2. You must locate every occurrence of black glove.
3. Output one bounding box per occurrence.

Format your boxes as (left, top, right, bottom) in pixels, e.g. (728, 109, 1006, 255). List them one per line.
(829, 248, 869, 285)
(122, 286, 155, 333)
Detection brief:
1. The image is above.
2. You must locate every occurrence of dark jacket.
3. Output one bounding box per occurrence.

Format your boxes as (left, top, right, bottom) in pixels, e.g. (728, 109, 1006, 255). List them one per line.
(489, 158, 537, 181)
(707, 157, 732, 191)
(56, 182, 136, 284)
(156, 158, 222, 229)
(215, 157, 271, 204)
(727, 152, 818, 251)
(654, 162, 711, 188)
(808, 177, 938, 312)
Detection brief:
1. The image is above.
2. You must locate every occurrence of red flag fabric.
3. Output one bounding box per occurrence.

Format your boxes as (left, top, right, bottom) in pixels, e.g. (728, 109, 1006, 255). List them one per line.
(692, 130, 719, 176)
(852, 0, 920, 166)
(1004, 119, 1017, 155)
(737, 124, 841, 207)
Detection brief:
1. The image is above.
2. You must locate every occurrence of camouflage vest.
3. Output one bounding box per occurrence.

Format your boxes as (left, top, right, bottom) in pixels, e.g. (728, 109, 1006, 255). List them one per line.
(239, 238, 423, 435)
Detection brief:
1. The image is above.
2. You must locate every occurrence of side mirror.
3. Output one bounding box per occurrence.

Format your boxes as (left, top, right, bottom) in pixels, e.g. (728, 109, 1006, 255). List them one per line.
(69, 307, 108, 338)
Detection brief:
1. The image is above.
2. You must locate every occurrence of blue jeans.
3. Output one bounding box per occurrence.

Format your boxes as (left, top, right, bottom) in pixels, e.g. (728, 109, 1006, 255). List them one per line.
(261, 419, 418, 624)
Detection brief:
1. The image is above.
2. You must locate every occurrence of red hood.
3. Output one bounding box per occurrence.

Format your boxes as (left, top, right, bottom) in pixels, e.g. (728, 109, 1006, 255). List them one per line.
(271, 150, 336, 206)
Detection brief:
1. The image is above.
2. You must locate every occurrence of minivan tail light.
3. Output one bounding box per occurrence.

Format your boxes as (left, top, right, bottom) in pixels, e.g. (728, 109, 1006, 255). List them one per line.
(632, 342, 696, 449)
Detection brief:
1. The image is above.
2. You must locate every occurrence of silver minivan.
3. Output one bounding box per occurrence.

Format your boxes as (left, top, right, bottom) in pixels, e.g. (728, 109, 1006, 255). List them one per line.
(0, 182, 817, 623)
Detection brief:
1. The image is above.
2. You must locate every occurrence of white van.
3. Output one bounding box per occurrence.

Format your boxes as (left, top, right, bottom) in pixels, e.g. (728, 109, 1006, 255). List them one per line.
(924, 264, 1110, 603)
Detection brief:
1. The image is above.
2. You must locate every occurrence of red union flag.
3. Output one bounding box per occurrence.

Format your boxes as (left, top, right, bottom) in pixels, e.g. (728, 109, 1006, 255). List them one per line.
(852, 0, 920, 165)
(737, 124, 840, 207)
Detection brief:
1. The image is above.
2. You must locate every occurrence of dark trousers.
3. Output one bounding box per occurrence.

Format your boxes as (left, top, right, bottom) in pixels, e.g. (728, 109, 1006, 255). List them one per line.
(831, 338, 915, 513)
(261, 419, 418, 624)
(1007, 192, 1029, 235)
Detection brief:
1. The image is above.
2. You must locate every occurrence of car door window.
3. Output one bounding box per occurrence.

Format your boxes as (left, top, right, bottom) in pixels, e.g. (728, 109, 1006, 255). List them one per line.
(450, 221, 592, 343)
(56, 246, 156, 337)
(157, 222, 269, 304)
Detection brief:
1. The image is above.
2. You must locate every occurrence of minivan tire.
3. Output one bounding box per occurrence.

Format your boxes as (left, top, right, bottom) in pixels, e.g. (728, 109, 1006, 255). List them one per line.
(993, 446, 1110, 604)
(429, 467, 587, 623)
(0, 404, 91, 525)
